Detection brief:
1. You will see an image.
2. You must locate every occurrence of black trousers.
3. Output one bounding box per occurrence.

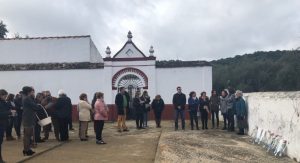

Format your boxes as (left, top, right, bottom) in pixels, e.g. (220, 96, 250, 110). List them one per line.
(94, 120, 104, 141)
(52, 117, 60, 140)
(0, 125, 4, 160)
(154, 111, 162, 127)
(68, 116, 73, 129)
(227, 109, 235, 131)
(34, 122, 42, 141)
(200, 109, 208, 129)
(189, 110, 198, 129)
(16, 112, 22, 137)
(136, 112, 144, 128)
(6, 116, 19, 137)
(211, 110, 219, 128)
(222, 113, 228, 129)
(58, 118, 69, 141)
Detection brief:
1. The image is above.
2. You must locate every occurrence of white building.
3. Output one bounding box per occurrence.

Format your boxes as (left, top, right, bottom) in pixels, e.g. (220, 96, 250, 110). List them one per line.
(0, 31, 212, 106)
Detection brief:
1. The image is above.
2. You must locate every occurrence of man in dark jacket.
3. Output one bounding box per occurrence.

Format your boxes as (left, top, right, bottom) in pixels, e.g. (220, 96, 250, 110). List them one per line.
(172, 86, 186, 130)
(55, 90, 72, 141)
(22, 86, 41, 156)
(0, 89, 11, 162)
(115, 87, 130, 132)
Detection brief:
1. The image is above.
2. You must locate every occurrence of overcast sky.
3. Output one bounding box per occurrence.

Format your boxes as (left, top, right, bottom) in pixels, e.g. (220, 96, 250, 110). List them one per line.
(1, 0, 300, 61)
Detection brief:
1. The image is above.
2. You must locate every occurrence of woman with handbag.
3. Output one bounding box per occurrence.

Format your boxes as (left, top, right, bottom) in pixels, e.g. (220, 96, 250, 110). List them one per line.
(140, 91, 151, 128)
(199, 92, 210, 130)
(78, 93, 92, 141)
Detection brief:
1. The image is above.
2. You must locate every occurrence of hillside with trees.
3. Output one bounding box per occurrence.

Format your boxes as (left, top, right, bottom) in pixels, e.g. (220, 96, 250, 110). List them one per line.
(211, 50, 300, 93)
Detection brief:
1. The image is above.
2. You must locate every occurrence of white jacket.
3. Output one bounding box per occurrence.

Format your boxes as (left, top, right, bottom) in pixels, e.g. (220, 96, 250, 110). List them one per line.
(78, 100, 92, 121)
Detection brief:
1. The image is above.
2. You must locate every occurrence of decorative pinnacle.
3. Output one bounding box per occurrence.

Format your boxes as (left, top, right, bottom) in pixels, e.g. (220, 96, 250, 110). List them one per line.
(127, 31, 133, 41)
(105, 46, 111, 58)
(149, 45, 154, 56)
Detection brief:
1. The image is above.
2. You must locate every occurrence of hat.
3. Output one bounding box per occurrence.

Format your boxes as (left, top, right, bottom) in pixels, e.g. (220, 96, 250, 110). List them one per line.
(58, 89, 66, 96)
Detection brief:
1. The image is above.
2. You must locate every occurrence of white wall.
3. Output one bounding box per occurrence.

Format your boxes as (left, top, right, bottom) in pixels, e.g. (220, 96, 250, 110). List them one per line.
(0, 69, 105, 104)
(245, 92, 300, 161)
(0, 37, 101, 64)
(156, 66, 212, 104)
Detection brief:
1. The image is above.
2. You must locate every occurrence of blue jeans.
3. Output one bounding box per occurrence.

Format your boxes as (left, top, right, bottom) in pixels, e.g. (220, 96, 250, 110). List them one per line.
(143, 112, 148, 127)
(175, 109, 185, 130)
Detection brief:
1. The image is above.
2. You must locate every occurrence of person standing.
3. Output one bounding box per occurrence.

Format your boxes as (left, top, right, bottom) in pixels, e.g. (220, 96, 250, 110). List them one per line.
(14, 93, 23, 140)
(41, 91, 56, 141)
(227, 88, 236, 132)
(0, 89, 11, 162)
(172, 86, 186, 131)
(220, 90, 229, 130)
(94, 92, 108, 144)
(234, 90, 247, 135)
(5, 94, 18, 141)
(34, 93, 45, 143)
(78, 93, 92, 141)
(55, 90, 72, 141)
(151, 95, 165, 128)
(199, 92, 210, 130)
(210, 90, 220, 129)
(188, 91, 199, 130)
(115, 87, 129, 132)
(22, 86, 41, 156)
(140, 91, 151, 128)
(133, 91, 144, 129)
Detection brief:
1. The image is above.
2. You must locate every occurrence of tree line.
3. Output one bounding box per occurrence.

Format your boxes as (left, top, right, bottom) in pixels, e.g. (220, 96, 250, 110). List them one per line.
(211, 50, 300, 93)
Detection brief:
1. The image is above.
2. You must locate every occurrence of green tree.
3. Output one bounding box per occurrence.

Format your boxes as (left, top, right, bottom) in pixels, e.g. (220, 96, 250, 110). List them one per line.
(0, 20, 9, 38)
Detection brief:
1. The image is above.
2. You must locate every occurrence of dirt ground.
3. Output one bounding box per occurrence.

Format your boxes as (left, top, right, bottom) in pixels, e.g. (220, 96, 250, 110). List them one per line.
(4, 120, 294, 163)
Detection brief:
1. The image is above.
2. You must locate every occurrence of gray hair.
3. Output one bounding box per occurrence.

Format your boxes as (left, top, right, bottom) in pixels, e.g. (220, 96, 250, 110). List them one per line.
(235, 90, 243, 97)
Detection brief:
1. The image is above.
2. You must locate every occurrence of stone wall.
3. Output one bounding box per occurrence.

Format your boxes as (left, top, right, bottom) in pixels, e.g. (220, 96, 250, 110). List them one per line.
(245, 92, 300, 161)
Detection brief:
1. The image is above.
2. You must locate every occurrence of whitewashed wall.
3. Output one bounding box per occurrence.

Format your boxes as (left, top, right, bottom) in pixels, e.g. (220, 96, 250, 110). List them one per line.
(245, 92, 300, 162)
(0, 69, 105, 104)
(156, 66, 212, 104)
(0, 37, 103, 64)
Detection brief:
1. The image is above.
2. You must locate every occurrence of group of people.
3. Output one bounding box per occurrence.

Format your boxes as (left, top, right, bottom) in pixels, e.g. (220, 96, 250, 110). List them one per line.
(0, 86, 110, 163)
(115, 87, 165, 132)
(0, 85, 247, 163)
(173, 86, 247, 135)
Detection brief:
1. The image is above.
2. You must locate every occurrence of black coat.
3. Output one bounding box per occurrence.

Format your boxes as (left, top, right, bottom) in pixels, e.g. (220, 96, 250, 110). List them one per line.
(172, 93, 186, 110)
(133, 97, 143, 114)
(199, 97, 210, 110)
(151, 99, 165, 113)
(0, 99, 10, 127)
(115, 93, 130, 115)
(55, 95, 72, 119)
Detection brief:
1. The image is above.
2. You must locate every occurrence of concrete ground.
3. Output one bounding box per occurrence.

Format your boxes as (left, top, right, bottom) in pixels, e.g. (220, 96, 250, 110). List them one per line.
(2, 121, 295, 163)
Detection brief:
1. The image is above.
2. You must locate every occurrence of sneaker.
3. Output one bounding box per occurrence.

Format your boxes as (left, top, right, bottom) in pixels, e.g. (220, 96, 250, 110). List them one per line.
(96, 140, 107, 145)
(123, 129, 129, 132)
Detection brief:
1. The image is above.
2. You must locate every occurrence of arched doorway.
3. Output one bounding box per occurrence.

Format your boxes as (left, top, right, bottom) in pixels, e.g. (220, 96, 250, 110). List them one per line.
(112, 67, 148, 119)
